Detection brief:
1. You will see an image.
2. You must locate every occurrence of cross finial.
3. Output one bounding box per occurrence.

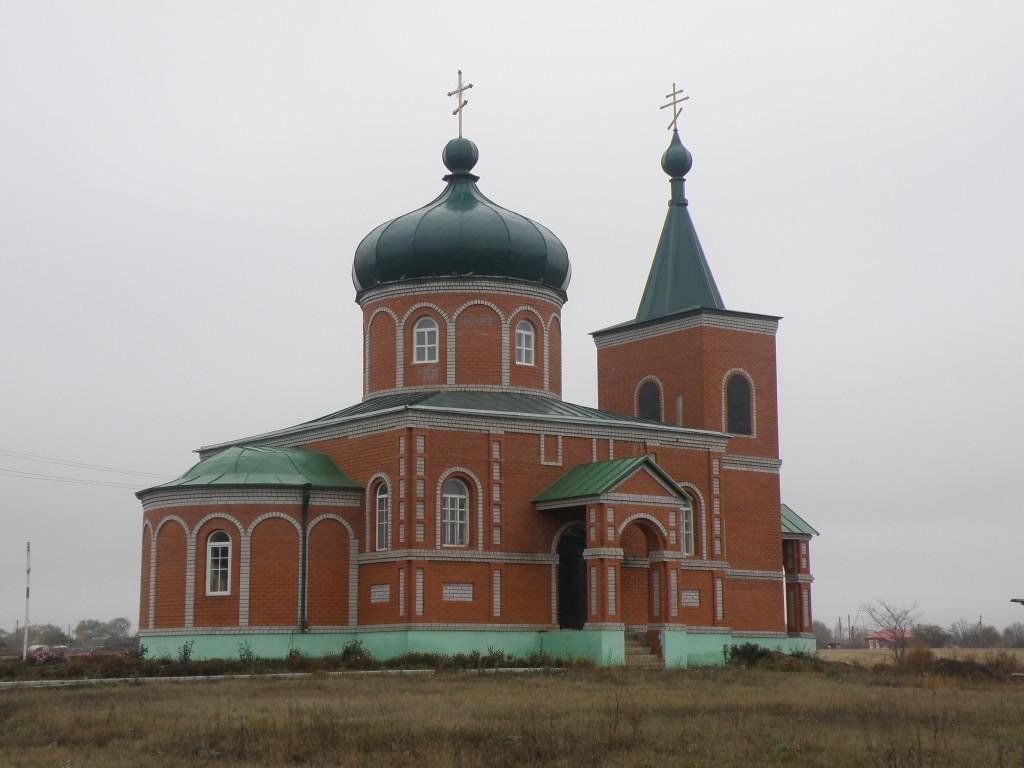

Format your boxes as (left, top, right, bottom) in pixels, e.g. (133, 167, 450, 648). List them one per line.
(447, 69, 474, 138)
(660, 82, 689, 131)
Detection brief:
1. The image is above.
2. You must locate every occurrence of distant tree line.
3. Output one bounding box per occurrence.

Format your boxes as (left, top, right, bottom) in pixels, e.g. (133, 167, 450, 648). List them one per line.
(814, 605, 1024, 652)
(0, 617, 132, 651)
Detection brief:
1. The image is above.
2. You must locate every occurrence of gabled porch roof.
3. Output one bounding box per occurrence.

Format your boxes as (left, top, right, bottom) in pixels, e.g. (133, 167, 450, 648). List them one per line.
(533, 456, 686, 506)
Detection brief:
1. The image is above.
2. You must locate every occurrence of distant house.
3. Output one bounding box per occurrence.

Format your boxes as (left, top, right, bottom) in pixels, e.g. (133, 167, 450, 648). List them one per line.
(865, 628, 913, 650)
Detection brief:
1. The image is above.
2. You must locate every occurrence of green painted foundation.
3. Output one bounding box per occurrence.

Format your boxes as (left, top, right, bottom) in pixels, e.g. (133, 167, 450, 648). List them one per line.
(660, 630, 816, 668)
(140, 629, 810, 667)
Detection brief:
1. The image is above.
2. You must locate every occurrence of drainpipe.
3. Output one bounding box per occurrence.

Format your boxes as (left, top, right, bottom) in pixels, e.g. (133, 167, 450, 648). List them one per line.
(299, 483, 311, 632)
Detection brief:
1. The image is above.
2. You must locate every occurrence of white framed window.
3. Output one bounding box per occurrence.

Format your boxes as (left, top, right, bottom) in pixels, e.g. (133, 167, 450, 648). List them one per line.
(413, 316, 438, 363)
(514, 320, 535, 366)
(441, 478, 469, 546)
(680, 499, 695, 556)
(375, 484, 391, 551)
(206, 531, 231, 596)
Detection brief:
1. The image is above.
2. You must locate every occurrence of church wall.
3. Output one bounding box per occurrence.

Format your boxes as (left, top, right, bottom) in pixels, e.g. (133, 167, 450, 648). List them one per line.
(698, 326, 779, 459)
(725, 578, 785, 633)
(358, 562, 400, 625)
(720, 469, 783, 572)
(139, 526, 151, 632)
(548, 316, 562, 397)
(678, 570, 716, 626)
(498, 563, 554, 625)
(455, 303, 502, 385)
(595, 324, 779, 460)
(365, 308, 397, 394)
(507, 307, 545, 391)
(307, 517, 351, 627)
(154, 520, 187, 629)
(403, 306, 448, 389)
(360, 286, 563, 397)
(193, 517, 241, 628)
(420, 562, 493, 624)
(248, 517, 300, 627)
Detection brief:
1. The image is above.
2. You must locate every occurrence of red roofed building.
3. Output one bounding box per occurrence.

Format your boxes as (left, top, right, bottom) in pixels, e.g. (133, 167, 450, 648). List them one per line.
(136, 109, 818, 666)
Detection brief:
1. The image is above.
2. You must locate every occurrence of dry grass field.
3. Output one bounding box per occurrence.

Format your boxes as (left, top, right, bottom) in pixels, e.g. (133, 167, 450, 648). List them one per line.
(2, 667, 1024, 767)
(818, 647, 1024, 666)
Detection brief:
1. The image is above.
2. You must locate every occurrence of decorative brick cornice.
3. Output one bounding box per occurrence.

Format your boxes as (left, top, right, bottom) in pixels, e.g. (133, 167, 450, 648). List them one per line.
(582, 547, 624, 560)
(359, 549, 557, 565)
(721, 455, 782, 473)
(358, 278, 566, 309)
(592, 309, 779, 349)
(139, 488, 362, 511)
(785, 573, 815, 584)
(727, 568, 784, 581)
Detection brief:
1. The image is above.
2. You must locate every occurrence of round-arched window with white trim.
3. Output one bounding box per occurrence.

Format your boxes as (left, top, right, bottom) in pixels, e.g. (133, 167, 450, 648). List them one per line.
(515, 320, 535, 366)
(206, 531, 231, 596)
(680, 497, 695, 556)
(441, 478, 469, 546)
(413, 316, 439, 363)
(375, 483, 391, 551)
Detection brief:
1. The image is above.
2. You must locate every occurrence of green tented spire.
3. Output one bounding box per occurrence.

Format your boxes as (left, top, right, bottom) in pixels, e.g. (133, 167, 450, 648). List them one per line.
(635, 129, 724, 321)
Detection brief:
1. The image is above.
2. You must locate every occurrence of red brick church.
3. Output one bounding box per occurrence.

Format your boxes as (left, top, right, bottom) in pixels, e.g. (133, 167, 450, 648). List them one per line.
(136, 104, 818, 666)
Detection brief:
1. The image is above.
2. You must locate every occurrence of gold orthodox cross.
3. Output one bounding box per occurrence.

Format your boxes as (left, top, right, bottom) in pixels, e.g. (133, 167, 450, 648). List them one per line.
(447, 69, 474, 138)
(660, 82, 689, 131)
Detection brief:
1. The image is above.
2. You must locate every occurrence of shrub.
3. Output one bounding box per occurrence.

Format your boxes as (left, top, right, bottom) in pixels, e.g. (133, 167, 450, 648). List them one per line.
(176, 640, 194, 664)
(726, 643, 774, 667)
(900, 644, 935, 674)
(237, 640, 257, 666)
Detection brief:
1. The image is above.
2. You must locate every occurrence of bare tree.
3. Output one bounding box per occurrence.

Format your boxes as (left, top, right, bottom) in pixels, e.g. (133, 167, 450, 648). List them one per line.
(861, 600, 920, 662)
(1004, 622, 1024, 648)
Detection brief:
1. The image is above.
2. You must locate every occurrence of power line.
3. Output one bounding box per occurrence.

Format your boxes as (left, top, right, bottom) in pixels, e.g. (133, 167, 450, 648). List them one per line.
(0, 448, 166, 479)
(0, 466, 144, 490)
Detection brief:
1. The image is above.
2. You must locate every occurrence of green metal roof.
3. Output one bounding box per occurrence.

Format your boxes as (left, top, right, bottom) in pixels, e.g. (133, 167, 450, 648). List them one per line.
(634, 129, 724, 323)
(199, 390, 728, 455)
(138, 445, 360, 497)
(352, 137, 571, 297)
(781, 503, 819, 537)
(303, 390, 679, 427)
(533, 456, 685, 504)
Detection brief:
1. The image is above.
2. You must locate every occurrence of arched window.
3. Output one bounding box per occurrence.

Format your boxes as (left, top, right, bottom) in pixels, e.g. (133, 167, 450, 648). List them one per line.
(637, 379, 662, 422)
(375, 484, 391, 551)
(206, 531, 231, 596)
(726, 374, 753, 435)
(680, 498, 695, 556)
(441, 478, 469, 546)
(515, 320, 535, 366)
(413, 316, 438, 363)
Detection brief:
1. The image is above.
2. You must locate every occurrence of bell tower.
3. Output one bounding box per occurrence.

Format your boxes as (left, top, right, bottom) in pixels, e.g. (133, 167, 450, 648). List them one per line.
(592, 116, 781, 462)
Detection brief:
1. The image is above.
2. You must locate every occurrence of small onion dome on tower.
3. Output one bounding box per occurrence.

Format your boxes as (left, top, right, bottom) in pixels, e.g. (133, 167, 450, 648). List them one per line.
(136, 445, 360, 496)
(352, 137, 571, 297)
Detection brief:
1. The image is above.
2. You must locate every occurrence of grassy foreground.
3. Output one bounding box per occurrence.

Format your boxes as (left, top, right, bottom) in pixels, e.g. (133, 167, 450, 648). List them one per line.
(2, 667, 1024, 767)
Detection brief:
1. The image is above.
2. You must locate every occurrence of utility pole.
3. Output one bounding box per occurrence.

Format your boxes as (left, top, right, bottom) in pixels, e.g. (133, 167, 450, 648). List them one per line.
(22, 542, 31, 661)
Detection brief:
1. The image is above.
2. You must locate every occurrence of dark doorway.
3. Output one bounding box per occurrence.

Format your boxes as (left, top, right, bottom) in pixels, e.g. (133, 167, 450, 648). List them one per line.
(557, 527, 587, 630)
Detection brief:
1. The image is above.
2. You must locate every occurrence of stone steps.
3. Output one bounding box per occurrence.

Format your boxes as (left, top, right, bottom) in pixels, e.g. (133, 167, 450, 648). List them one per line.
(624, 636, 663, 669)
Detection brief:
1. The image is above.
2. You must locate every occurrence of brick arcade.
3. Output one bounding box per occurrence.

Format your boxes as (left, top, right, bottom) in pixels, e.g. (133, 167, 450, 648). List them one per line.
(136, 116, 818, 667)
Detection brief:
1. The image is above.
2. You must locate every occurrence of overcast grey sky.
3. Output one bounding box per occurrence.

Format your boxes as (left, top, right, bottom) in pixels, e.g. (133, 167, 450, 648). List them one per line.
(2, 1, 1022, 636)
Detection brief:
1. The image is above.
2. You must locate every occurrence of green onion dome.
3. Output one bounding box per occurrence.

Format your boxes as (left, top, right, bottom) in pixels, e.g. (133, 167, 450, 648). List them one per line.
(352, 137, 571, 296)
(661, 129, 693, 178)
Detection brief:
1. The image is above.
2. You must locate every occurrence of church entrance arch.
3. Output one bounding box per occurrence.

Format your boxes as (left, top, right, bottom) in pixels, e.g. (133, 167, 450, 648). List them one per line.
(556, 525, 587, 630)
(620, 519, 662, 629)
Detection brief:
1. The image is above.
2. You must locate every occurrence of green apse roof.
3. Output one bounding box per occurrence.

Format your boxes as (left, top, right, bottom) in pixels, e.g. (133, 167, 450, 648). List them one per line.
(534, 456, 684, 504)
(781, 503, 819, 537)
(138, 445, 360, 497)
(352, 137, 571, 297)
(635, 129, 724, 322)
